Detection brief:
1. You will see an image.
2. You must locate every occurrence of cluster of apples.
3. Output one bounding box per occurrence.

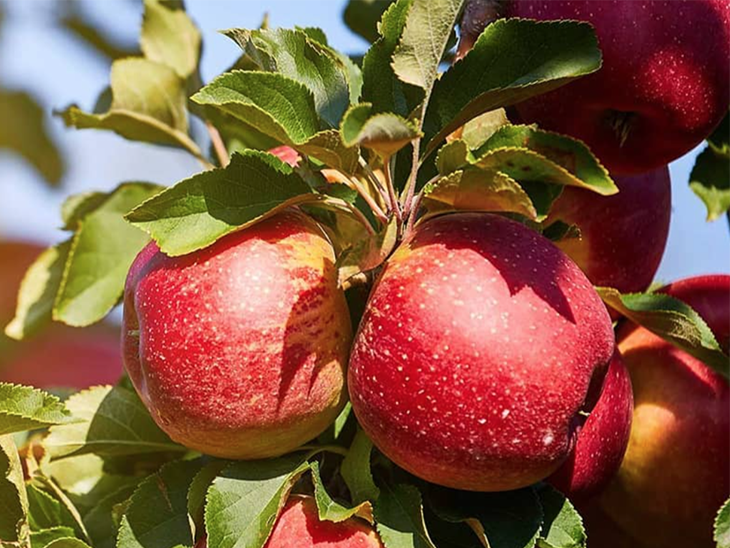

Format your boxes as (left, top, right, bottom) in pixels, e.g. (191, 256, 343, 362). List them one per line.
(121, 1, 729, 547)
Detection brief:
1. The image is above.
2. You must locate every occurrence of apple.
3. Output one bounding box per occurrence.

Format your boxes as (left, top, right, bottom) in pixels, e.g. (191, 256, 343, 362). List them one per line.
(0, 240, 123, 389)
(265, 496, 384, 547)
(122, 209, 352, 459)
(600, 275, 730, 548)
(581, 503, 652, 548)
(348, 212, 615, 491)
(194, 495, 384, 548)
(547, 350, 633, 501)
(489, 0, 730, 174)
(547, 166, 671, 296)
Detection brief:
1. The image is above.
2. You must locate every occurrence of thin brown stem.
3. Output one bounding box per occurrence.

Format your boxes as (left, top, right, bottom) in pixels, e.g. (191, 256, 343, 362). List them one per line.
(324, 197, 376, 236)
(383, 157, 402, 223)
(401, 136, 422, 217)
(358, 156, 390, 207)
(403, 188, 426, 241)
(351, 177, 389, 225)
(206, 121, 230, 167)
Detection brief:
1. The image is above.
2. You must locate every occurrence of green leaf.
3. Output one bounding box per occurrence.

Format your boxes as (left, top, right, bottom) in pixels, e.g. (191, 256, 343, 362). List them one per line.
(708, 112, 729, 157)
(715, 497, 730, 548)
(341, 103, 421, 157)
(59, 58, 201, 160)
(0, 89, 64, 185)
(341, 428, 380, 504)
(459, 109, 510, 150)
(435, 140, 468, 175)
(5, 241, 71, 341)
(361, 0, 417, 116)
(117, 459, 202, 548)
(187, 460, 226, 539)
(224, 28, 352, 127)
(535, 484, 586, 548)
(423, 169, 539, 220)
(45, 385, 185, 459)
(53, 183, 161, 327)
(391, 0, 464, 92)
(428, 487, 543, 548)
(337, 218, 398, 287)
(126, 150, 315, 256)
(205, 454, 310, 548)
(424, 19, 602, 155)
(690, 146, 730, 222)
(310, 461, 373, 524)
(374, 483, 436, 548)
(30, 527, 76, 548)
(192, 70, 320, 144)
(475, 125, 616, 196)
(296, 130, 360, 175)
(26, 485, 78, 533)
(141, 0, 201, 79)
(596, 287, 730, 379)
(0, 435, 29, 544)
(83, 483, 138, 548)
(0, 384, 76, 436)
(344, 0, 397, 43)
(40, 539, 91, 548)
(61, 192, 110, 231)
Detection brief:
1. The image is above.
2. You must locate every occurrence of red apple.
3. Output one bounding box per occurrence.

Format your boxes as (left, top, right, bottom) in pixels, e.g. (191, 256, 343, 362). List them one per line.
(600, 275, 730, 548)
(348, 212, 615, 491)
(265, 496, 384, 548)
(498, 0, 730, 174)
(0, 240, 123, 389)
(122, 209, 352, 459)
(547, 166, 671, 295)
(548, 350, 633, 501)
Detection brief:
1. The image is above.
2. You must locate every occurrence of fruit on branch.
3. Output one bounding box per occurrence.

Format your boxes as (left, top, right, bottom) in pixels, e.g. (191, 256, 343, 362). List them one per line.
(471, 0, 730, 174)
(600, 275, 730, 548)
(123, 210, 352, 459)
(548, 350, 633, 501)
(348, 212, 615, 491)
(547, 166, 671, 295)
(0, 240, 123, 389)
(265, 496, 384, 547)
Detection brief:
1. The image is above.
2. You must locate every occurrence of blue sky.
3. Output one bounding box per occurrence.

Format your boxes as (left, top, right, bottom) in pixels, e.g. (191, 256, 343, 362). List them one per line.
(0, 0, 727, 283)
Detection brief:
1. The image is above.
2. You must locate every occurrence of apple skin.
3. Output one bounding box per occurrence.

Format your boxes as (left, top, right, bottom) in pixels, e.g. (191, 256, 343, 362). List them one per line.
(122, 209, 352, 459)
(0, 240, 123, 389)
(348, 212, 615, 491)
(581, 503, 652, 548)
(600, 275, 730, 548)
(547, 350, 633, 502)
(547, 167, 671, 296)
(505, 0, 730, 174)
(265, 496, 384, 548)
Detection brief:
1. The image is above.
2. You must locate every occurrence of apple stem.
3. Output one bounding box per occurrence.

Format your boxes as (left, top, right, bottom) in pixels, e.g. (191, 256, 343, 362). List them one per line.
(205, 120, 230, 168)
(607, 111, 636, 147)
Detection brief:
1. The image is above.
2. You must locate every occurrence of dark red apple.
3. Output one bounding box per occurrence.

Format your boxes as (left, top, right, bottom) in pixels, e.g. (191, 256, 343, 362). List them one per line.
(0, 240, 122, 389)
(489, 0, 730, 174)
(348, 212, 615, 491)
(601, 275, 730, 548)
(122, 209, 352, 459)
(548, 350, 633, 501)
(547, 166, 671, 295)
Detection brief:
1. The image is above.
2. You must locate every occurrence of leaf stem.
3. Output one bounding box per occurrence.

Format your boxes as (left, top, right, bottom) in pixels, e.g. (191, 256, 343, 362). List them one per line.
(205, 121, 230, 168)
(401, 136, 422, 217)
(350, 177, 389, 225)
(383, 157, 402, 223)
(403, 187, 427, 241)
(358, 156, 390, 207)
(36, 474, 92, 544)
(324, 197, 377, 236)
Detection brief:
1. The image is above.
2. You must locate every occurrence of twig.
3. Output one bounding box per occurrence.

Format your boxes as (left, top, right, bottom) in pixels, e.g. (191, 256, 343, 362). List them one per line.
(350, 177, 389, 225)
(383, 157, 402, 223)
(206, 120, 230, 168)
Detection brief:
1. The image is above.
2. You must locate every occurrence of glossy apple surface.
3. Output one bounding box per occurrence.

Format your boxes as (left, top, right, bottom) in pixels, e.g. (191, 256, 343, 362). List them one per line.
(123, 210, 352, 459)
(548, 166, 671, 295)
(349, 212, 615, 491)
(548, 350, 633, 501)
(507, 0, 730, 174)
(601, 275, 730, 548)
